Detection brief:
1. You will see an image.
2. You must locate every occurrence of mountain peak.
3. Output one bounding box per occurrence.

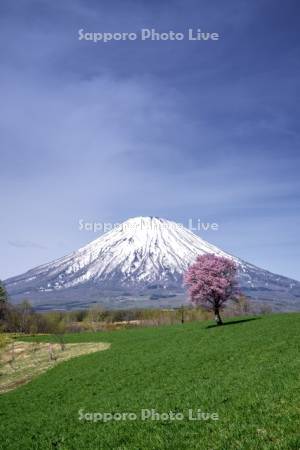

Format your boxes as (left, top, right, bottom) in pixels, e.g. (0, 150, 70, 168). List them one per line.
(122, 216, 170, 225)
(6, 215, 235, 292)
(5, 216, 300, 311)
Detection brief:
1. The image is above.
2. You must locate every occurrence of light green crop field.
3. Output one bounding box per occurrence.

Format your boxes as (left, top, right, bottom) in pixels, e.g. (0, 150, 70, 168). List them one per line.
(0, 313, 299, 449)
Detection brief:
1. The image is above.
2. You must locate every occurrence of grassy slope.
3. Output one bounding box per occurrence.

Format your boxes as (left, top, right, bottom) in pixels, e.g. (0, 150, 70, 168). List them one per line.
(0, 342, 110, 393)
(0, 314, 299, 450)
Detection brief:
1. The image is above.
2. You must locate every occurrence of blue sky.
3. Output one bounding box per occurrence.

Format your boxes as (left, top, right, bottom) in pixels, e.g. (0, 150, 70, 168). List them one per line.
(0, 0, 299, 280)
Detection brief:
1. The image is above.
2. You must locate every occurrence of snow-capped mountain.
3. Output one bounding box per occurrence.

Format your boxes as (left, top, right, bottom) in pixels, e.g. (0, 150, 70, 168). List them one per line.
(5, 217, 300, 311)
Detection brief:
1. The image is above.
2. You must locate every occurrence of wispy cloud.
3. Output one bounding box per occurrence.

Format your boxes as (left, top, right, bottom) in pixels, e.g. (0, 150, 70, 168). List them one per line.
(8, 240, 47, 250)
(0, 0, 299, 280)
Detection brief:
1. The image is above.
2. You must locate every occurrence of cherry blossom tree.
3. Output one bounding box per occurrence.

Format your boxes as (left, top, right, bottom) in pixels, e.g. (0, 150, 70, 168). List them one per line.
(184, 254, 238, 325)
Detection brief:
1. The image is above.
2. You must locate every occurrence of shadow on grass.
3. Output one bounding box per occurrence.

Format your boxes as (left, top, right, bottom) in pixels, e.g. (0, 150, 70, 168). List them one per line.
(206, 317, 261, 329)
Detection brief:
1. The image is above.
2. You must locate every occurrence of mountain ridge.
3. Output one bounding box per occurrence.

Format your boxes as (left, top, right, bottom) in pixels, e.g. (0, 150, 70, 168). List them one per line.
(5, 216, 300, 311)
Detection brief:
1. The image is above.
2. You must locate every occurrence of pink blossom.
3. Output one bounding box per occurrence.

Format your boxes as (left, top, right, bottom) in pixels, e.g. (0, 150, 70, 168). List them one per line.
(184, 254, 239, 324)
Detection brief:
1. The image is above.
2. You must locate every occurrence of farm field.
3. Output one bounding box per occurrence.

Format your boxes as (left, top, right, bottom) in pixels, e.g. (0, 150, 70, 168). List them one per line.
(0, 341, 110, 394)
(0, 313, 300, 449)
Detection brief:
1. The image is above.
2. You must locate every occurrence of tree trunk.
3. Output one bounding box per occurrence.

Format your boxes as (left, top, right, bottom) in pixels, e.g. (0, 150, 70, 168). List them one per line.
(214, 308, 223, 325)
(181, 306, 185, 324)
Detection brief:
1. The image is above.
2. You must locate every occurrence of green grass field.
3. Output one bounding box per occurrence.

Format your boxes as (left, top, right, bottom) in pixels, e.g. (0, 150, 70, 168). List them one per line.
(0, 341, 110, 393)
(0, 313, 300, 449)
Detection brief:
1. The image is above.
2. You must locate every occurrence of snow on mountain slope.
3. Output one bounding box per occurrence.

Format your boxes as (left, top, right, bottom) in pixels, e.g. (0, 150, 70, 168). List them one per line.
(6, 217, 237, 290)
(4, 216, 300, 310)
